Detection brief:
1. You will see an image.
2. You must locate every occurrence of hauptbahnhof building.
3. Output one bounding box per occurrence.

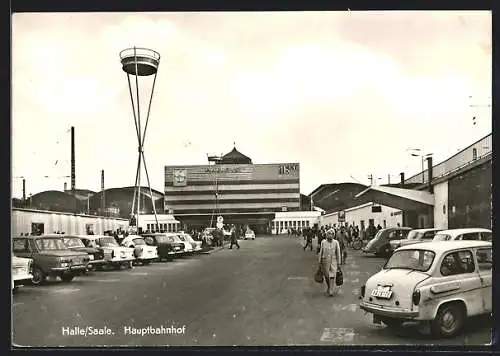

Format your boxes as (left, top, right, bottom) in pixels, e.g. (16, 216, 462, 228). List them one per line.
(164, 147, 301, 233)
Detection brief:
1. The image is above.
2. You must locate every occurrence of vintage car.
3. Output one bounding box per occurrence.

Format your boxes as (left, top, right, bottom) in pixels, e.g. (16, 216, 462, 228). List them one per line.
(389, 228, 442, 253)
(62, 235, 106, 271)
(142, 233, 185, 261)
(432, 228, 492, 242)
(79, 235, 135, 270)
(12, 235, 90, 284)
(120, 235, 158, 264)
(175, 233, 195, 254)
(362, 227, 412, 257)
(12, 256, 33, 290)
(179, 232, 202, 252)
(244, 229, 256, 240)
(359, 240, 492, 337)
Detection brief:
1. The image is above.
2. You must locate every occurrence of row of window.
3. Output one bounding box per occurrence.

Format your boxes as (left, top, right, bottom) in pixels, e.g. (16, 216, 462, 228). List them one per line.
(145, 223, 179, 233)
(272, 220, 310, 230)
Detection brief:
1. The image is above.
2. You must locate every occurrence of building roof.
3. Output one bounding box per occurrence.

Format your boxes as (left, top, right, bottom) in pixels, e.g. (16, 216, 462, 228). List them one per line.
(65, 189, 96, 196)
(355, 185, 435, 206)
(217, 146, 252, 164)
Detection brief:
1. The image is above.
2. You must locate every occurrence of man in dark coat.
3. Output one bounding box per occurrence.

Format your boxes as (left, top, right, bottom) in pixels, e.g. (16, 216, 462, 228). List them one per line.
(229, 227, 240, 249)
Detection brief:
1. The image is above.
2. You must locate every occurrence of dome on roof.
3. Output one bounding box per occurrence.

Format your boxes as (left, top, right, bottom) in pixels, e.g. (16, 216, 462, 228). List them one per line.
(217, 146, 252, 164)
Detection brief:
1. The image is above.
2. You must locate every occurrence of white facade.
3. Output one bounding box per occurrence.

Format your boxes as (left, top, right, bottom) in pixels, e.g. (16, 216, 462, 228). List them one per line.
(272, 211, 321, 234)
(433, 181, 449, 230)
(319, 203, 403, 229)
(137, 214, 180, 233)
(12, 208, 129, 237)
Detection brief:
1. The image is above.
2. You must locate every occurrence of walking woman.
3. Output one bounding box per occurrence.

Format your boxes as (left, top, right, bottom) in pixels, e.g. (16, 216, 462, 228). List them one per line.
(318, 229, 341, 297)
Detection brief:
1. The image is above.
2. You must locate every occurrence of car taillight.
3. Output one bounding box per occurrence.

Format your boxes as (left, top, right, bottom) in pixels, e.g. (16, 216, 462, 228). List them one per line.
(412, 289, 421, 305)
(361, 285, 366, 298)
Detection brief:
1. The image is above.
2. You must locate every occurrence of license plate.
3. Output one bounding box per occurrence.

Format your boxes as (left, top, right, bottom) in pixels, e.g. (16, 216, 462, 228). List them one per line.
(371, 288, 393, 299)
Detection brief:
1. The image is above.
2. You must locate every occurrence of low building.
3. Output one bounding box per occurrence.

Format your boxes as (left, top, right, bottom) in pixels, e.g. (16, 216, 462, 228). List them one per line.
(272, 211, 321, 234)
(11, 208, 129, 237)
(319, 202, 403, 230)
(135, 214, 181, 234)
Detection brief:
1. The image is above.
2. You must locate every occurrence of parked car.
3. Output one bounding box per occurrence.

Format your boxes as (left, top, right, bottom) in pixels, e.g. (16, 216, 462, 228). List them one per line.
(244, 229, 256, 240)
(79, 235, 135, 270)
(62, 235, 106, 271)
(432, 228, 492, 242)
(175, 233, 195, 254)
(121, 235, 158, 264)
(179, 232, 202, 252)
(12, 235, 90, 284)
(12, 256, 33, 290)
(362, 227, 412, 257)
(390, 228, 442, 252)
(359, 240, 492, 337)
(142, 233, 185, 261)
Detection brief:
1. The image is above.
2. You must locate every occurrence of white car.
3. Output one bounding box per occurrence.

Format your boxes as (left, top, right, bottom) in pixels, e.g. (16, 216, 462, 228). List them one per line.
(121, 235, 158, 264)
(390, 228, 441, 251)
(360, 240, 492, 337)
(179, 232, 202, 252)
(432, 228, 492, 242)
(12, 256, 33, 290)
(175, 233, 195, 253)
(244, 230, 255, 240)
(80, 235, 135, 270)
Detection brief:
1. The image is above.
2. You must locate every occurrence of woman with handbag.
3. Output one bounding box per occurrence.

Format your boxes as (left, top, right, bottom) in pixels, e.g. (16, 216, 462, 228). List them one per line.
(318, 229, 342, 297)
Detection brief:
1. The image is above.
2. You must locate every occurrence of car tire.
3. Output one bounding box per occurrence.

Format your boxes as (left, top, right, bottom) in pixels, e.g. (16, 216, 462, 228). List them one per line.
(61, 273, 74, 282)
(31, 266, 45, 285)
(382, 317, 404, 328)
(431, 303, 465, 337)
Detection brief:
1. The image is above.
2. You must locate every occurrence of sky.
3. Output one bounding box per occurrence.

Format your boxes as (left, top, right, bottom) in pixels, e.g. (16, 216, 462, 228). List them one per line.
(11, 11, 492, 198)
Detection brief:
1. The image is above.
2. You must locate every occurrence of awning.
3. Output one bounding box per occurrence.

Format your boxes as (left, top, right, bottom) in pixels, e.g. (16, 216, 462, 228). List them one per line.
(354, 185, 434, 211)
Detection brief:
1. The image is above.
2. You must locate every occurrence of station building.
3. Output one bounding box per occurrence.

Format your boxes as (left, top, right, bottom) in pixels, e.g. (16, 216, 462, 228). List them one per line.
(164, 146, 304, 234)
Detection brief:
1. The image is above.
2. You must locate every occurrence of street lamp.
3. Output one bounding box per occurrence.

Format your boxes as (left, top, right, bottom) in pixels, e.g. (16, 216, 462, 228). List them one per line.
(207, 154, 222, 228)
(407, 149, 432, 183)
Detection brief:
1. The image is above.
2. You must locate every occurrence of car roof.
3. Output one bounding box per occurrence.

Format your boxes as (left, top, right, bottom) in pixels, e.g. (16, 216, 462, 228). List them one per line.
(16, 234, 65, 239)
(397, 240, 492, 254)
(410, 228, 442, 233)
(434, 228, 492, 236)
(381, 227, 412, 231)
(74, 235, 112, 240)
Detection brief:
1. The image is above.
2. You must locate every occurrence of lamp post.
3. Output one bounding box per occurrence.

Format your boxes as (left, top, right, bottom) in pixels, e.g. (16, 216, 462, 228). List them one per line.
(407, 149, 432, 183)
(207, 154, 222, 228)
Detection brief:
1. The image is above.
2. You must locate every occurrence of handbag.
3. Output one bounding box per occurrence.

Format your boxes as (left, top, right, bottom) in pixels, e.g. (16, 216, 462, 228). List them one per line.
(335, 268, 343, 286)
(314, 265, 324, 283)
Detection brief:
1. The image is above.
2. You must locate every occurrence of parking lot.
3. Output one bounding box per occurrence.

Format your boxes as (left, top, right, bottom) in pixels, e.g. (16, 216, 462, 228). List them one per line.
(12, 236, 491, 347)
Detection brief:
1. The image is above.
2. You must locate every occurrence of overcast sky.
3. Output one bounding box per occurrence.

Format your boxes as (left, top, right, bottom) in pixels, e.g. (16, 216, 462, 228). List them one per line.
(12, 11, 491, 198)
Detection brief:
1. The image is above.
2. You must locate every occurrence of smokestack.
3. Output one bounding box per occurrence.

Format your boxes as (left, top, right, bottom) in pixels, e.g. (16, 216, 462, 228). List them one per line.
(101, 170, 105, 214)
(22, 179, 26, 201)
(71, 126, 75, 192)
(400, 172, 405, 184)
(427, 157, 433, 193)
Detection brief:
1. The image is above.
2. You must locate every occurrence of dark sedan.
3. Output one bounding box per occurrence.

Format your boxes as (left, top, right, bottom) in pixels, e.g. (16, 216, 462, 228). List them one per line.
(62, 236, 106, 271)
(142, 233, 185, 261)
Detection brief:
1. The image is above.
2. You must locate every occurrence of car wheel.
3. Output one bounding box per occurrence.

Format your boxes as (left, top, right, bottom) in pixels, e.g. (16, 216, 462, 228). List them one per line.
(382, 317, 404, 328)
(61, 273, 74, 282)
(431, 303, 465, 337)
(31, 267, 45, 285)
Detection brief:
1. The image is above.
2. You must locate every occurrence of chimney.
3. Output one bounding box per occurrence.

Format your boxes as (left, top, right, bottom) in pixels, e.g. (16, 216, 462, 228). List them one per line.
(101, 170, 105, 214)
(71, 126, 75, 192)
(22, 179, 26, 201)
(399, 172, 405, 185)
(427, 157, 433, 193)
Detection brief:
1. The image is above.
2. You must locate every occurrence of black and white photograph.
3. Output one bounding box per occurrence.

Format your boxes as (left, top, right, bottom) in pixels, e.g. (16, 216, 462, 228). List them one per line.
(11, 10, 492, 347)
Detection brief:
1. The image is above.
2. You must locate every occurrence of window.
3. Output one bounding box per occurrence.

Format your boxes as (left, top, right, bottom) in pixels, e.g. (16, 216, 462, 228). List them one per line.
(459, 233, 480, 241)
(476, 248, 492, 271)
(385, 249, 435, 272)
(480, 232, 492, 241)
(369, 219, 374, 226)
(31, 222, 44, 236)
(383, 220, 387, 228)
(13, 238, 29, 253)
(472, 148, 478, 160)
(440, 250, 475, 276)
(306, 221, 310, 227)
(422, 231, 437, 240)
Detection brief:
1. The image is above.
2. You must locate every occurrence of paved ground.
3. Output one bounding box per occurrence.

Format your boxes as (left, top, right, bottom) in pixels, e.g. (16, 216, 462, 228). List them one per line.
(12, 235, 491, 347)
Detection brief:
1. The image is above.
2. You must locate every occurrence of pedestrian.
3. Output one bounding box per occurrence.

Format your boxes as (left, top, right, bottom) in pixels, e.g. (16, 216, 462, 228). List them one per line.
(229, 227, 240, 249)
(318, 229, 341, 297)
(336, 227, 347, 264)
(377, 224, 382, 231)
(304, 229, 313, 251)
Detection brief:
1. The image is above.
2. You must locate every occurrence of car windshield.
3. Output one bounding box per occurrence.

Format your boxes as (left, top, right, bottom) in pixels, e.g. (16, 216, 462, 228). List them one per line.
(384, 249, 435, 272)
(35, 238, 68, 251)
(63, 237, 85, 248)
(132, 238, 146, 245)
(98, 237, 119, 247)
(433, 233, 451, 241)
(406, 231, 424, 240)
